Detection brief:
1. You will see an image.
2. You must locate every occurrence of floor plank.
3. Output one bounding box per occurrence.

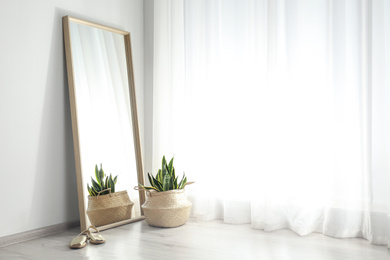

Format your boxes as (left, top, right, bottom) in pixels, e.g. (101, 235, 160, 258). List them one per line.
(0, 219, 388, 259)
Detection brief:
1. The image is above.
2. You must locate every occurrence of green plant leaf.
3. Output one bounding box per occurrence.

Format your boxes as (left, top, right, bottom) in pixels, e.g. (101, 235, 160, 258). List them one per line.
(162, 156, 167, 170)
(172, 167, 176, 181)
(163, 174, 171, 191)
(178, 173, 186, 189)
(90, 187, 97, 196)
(168, 171, 174, 190)
(173, 176, 178, 189)
(139, 183, 159, 191)
(161, 157, 167, 181)
(87, 184, 92, 196)
(168, 157, 174, 175)
(95, 165, 101, 185)
(113, 175, 118, 184)
(147, 172, 154, 187)
(91, 186, 99, 196)
(109, 174, 115, 193)
(151, 174, 163, 191)
(152, 169, 162, 182)
(103, 176, 108, 189)
(179, 176, 187, 189)
(91, 177, 101, 192)
(99, 164, 104, 184)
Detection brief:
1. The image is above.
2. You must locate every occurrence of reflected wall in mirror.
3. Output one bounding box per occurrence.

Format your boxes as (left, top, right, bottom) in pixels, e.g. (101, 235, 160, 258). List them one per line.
(63, 16, 145, 231)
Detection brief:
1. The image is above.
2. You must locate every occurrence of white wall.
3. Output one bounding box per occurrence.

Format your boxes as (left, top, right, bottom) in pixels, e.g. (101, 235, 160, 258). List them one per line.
(0, 0, 144, 237)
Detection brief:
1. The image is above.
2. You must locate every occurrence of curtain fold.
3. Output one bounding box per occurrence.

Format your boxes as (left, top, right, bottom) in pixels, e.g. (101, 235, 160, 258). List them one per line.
(151, 0, 390, 247)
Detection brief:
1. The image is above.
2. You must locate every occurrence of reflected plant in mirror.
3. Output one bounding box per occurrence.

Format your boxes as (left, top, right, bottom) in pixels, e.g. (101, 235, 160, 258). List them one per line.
(86, 164, 134, 227)
(87, 164, 118, 196)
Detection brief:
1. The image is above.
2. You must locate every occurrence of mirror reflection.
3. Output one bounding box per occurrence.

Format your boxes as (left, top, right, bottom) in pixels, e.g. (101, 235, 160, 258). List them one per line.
(63, 16, 144, 231)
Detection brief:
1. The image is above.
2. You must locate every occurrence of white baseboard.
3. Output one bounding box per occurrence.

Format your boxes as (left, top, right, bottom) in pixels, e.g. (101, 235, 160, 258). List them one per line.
(0, 221, 79, 248)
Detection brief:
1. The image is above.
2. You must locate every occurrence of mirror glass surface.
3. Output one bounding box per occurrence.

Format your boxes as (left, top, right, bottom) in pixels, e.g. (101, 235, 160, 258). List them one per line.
(64, 16, 144, 230)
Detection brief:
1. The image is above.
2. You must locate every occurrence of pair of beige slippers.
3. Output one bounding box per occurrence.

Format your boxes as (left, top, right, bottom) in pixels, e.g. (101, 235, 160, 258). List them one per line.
(69, 226, 106, 249)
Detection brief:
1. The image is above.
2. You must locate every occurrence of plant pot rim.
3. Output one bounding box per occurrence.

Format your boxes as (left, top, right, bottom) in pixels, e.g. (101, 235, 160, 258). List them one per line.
(147, 189, 186, 196)
(88, 190, 128, 198)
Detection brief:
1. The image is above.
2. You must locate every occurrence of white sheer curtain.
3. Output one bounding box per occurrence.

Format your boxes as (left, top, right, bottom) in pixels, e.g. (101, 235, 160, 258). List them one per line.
(151, 0, 390, 246)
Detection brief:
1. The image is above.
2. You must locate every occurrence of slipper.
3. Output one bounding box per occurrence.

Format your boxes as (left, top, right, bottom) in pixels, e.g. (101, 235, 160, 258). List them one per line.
(69, 229, 90, 249)
(87, 226, 106, 245)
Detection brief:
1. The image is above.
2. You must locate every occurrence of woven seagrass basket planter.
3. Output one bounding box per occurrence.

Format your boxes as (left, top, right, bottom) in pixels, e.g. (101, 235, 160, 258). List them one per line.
(87, 190, 134, 227)
(142, 189, 192, 228)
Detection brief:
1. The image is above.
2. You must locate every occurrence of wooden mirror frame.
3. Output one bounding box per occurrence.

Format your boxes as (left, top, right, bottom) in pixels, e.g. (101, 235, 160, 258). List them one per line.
(62, 16, 145, 231)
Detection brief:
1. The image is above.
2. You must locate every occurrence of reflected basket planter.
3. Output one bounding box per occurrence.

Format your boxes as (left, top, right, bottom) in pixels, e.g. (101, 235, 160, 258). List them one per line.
(141, 189, 192, 228)
(86, 190, 134, 227)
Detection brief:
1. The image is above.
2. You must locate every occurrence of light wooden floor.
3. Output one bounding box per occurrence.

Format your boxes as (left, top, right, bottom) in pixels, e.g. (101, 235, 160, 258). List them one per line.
(0, 219, 388, 259)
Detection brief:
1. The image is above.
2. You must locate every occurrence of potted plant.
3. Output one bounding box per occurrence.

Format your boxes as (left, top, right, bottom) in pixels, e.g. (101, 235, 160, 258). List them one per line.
(137, 156, 194, 227)
(86, 164, 134, 227)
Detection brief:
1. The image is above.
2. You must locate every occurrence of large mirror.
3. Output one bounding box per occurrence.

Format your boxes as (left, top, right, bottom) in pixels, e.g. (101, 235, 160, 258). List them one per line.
(62, 16, 145, 231)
